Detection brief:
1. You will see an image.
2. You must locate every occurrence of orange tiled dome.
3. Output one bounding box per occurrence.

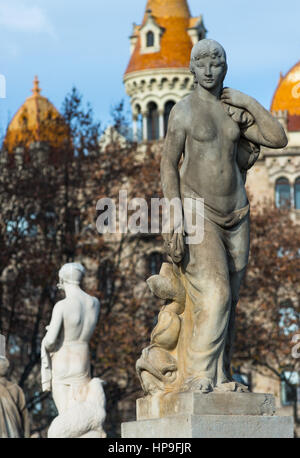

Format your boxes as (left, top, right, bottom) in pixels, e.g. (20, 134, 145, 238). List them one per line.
(271, 61, 300, 131)
(4, 76, 70, 153)
(125, 0, 195, 74)
(144, 0, 191, 18)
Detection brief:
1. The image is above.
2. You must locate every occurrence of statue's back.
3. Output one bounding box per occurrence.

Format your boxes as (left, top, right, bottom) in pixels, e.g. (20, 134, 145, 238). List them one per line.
(51, 290, 100, 384)
(62, 290, 100, 342)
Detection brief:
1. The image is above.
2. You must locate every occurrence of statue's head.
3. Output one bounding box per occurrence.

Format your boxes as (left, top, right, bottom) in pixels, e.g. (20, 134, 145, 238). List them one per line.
(57, 262, 85, 290)
(190, 39, 227, 91)
(0, 357, 9, 377)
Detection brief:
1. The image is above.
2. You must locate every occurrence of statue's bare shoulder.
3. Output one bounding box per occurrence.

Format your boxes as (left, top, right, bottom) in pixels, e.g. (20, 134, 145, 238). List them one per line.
(80, 291, 100, 308)
(170, 95, 193, 131)
(51, 299, 65, 315)
(85, 293, 100, 315)
(61, 292, 100, 324)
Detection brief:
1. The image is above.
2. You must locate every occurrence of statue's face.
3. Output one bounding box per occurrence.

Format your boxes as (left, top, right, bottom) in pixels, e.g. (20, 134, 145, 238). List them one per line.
(57, 275, 64, 291)
(193, 55, 226, 91)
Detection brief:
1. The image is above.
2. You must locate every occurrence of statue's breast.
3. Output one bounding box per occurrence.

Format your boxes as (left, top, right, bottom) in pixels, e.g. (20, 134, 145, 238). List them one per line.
(189, 107, 240, 145)
(221, 118, 241, 143)
(190, 115, 218, 143)
(220, 110, 241, 143)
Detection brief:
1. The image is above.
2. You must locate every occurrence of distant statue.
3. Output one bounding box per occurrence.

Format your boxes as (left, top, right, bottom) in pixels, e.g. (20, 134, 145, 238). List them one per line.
(0, 336, 30, 438)
(137, 39, 288, 395)
(41, 263, 106, 438)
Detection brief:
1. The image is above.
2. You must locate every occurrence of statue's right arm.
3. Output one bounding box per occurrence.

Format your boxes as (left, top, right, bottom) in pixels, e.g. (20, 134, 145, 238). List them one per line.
(161, 105, 186, 203)
(160, 105, 187, 263)
(44, 302, 63, 352)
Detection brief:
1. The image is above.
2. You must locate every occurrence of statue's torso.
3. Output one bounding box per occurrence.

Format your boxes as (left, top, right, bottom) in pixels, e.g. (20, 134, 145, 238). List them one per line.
(51, 292, 99, 384)
(178, 95, 248, 214)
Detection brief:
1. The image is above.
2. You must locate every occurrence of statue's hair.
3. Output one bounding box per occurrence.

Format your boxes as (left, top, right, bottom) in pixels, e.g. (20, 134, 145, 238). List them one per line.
(191, 39, 226, 62)
(190, 39, 227, 84)
(59, 262, 85, 285)
(0, 357, 9, 376)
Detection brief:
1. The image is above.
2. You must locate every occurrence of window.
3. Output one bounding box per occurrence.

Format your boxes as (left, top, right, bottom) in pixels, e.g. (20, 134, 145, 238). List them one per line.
(275, 177, 291, 208)
(147, 102, 159, 141)
(140, 11, 164, 54)
(146, 31, 154, 47)
(281, 371, 299, 406)
(164, 101, 176, 136)
(294, 177, 300, 209)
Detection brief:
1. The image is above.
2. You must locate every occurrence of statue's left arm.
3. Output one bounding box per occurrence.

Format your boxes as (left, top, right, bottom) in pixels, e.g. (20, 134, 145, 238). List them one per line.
(221, 88, 288, 149)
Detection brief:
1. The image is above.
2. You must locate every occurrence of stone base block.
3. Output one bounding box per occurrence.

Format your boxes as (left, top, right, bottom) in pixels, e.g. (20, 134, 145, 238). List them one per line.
(137, 391, 276, 420)
(122, 414, 294, 438)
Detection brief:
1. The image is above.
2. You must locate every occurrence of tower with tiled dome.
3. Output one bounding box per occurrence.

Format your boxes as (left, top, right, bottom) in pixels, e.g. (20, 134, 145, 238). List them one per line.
(124, 0, 206, 141)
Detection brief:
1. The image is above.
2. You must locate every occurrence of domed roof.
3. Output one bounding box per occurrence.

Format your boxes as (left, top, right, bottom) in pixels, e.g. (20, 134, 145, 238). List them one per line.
(145, 0, 191, 18)
(271, 61, 300, 132)
(4, 76, 69, 153)
(271, 61, 300, 115)
(125, 0, 202, 75)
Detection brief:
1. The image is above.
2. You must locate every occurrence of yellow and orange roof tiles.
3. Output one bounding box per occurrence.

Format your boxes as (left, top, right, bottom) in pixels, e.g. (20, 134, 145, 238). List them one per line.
(4, 76, 70, 153)
(125, 0, 198, 74)
(271, 61, 300, 131)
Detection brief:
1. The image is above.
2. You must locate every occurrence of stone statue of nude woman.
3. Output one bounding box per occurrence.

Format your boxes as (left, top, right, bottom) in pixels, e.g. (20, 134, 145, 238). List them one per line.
(136, 39, 288, 395)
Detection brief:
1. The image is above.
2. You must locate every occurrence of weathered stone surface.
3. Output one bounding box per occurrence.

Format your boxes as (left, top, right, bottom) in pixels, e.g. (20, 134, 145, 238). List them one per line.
(122, 414, 294, 438)
(137, 38, 288, 398)
(137, 391, 276, 420)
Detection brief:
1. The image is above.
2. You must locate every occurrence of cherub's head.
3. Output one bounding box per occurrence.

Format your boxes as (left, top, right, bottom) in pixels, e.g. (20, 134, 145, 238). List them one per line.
(190, 39, 227, 91)
(57, 262, 85, 290)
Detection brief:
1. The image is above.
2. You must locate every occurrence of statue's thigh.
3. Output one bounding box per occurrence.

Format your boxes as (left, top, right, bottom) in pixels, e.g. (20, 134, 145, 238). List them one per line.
(226, 216, 250, 274)
(182, 220, 232, 317)
(183, 219, 229, 282)
(52, 383, 71, 414)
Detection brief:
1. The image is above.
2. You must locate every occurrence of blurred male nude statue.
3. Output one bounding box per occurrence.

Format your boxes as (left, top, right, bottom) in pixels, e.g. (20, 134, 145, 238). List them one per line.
(41, 263, 106, 438)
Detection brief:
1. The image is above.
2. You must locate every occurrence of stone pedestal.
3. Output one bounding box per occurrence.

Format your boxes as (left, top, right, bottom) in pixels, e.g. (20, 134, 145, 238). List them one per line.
(121, 392, 294, 438)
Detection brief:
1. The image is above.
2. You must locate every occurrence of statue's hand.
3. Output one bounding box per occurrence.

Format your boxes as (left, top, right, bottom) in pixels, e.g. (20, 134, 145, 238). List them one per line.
(221, 88, 252, 109)
(164, 225, 185, 264)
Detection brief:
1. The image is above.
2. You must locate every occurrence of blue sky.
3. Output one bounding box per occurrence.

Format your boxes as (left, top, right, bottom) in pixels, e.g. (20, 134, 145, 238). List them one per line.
(0, 0, 299, 132)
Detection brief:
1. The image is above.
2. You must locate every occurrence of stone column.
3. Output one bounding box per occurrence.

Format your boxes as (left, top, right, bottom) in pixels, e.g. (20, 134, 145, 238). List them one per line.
(132, 117, 138, 142)
(142, 113, 148, 141)
(159, 111, 164, 139)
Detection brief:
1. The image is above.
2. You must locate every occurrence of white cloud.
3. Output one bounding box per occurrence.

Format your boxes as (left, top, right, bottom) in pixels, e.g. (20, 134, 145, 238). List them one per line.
(0, 2, 56, 37)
